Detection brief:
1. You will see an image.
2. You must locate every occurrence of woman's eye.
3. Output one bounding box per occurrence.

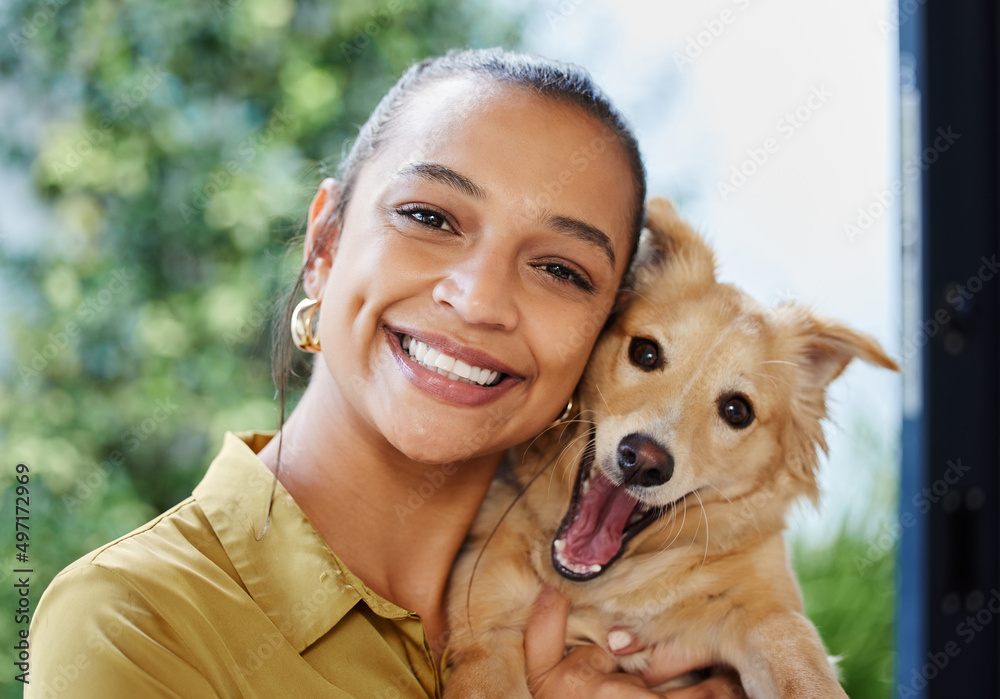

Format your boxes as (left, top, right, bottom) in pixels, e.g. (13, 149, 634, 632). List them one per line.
(540, 263, 594, 293)
(410, 210, 449, 230)
(547, 264, 575, 282)
(397, 206, 454, 232)
(628, 337, 662, 371)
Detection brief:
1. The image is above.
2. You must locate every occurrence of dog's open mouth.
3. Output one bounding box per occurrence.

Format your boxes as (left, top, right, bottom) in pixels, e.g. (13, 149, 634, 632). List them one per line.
(551, 435, 664, 581)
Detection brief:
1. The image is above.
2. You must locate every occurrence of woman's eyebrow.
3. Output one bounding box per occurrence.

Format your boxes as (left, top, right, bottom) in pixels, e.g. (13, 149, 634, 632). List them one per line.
(397, 162, 487, 200)
(546, 215, 616, 270)
(396, 161, 616, 270)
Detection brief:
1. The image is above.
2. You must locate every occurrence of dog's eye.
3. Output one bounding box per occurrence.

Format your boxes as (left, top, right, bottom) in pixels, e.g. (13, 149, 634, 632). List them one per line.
(628, 337, 662, 371)
(719, 395, 754, 429)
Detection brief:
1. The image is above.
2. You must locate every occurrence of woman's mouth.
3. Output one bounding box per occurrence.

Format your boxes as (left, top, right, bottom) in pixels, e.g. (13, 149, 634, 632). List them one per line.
(399, 334, 505, 387)
(384, 327, 520, 407)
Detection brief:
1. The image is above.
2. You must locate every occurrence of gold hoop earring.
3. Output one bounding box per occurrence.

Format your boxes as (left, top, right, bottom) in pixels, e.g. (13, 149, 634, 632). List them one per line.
(291, 297, 322, 352)
(552, 392, 576, 427)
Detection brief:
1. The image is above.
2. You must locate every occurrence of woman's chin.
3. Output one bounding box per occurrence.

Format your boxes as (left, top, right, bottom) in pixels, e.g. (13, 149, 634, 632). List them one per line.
(379, 421, 507, 466)
(388, 438, 483, 467)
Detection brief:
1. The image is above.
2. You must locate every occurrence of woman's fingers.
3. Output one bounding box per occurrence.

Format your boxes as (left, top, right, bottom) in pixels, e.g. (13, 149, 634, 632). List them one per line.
(607, 626, 644, 655)
(533, 646, 655, 698)
(524, 587, 656, 698)
(524, 586, 573, 681)
(660, 675, 744, 699)
(523, 590, 742, 698)
(639, 639, 720, 686)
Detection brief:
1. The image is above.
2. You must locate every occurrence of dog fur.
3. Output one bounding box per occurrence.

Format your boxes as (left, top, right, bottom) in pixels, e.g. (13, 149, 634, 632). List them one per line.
(443, 197, 899, 698)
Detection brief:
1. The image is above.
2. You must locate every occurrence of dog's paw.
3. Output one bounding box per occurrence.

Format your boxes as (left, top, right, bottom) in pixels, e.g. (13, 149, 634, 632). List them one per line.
(444, 656, 533, 699)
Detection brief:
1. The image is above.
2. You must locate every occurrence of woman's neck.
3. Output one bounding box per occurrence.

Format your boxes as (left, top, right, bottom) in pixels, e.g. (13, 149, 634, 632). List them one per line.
(254, 362, 502, 655)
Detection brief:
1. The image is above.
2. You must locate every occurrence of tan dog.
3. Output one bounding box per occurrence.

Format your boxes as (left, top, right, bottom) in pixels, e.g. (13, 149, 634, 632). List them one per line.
(444, 198, 899, 698)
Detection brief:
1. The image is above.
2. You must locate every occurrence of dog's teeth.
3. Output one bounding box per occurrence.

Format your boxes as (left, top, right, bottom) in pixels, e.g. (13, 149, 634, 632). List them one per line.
(581, 479, 591, 495)
(554, 542, 602, 576)
(628, 505, 652, 525)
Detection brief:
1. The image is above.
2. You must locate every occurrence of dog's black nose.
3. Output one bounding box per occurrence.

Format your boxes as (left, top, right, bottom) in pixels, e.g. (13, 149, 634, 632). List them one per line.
(617, 433, 674, 487)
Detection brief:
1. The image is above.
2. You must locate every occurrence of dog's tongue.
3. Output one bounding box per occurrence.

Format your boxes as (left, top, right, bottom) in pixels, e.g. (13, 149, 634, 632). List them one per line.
(561, 471, 639, 568)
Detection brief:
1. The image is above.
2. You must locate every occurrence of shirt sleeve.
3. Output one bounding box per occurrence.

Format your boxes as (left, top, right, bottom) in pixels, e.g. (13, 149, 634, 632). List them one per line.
(27, 563, 219, 699)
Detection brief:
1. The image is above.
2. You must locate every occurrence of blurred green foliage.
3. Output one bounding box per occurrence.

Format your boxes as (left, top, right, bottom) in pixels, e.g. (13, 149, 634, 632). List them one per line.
(794, 526, 895, 699)
(0, 0, 519, 695)
(791, 415, 898, 699)
(0, 1, 894, 697)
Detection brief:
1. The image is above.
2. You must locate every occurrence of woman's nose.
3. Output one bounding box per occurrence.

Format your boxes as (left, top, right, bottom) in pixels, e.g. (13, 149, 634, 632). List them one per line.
(431, 251, 519, 329)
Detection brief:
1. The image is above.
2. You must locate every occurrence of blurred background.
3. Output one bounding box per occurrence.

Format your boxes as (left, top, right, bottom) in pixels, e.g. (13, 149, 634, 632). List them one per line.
(0, 0, 902, 697)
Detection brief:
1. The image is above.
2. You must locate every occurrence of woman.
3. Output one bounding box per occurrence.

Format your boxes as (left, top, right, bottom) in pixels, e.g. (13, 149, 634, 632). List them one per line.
(30, 48, 738, 698)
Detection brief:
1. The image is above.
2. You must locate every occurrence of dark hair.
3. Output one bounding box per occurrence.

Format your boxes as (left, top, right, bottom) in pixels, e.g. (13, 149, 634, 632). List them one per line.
(268, 47, 646, 475)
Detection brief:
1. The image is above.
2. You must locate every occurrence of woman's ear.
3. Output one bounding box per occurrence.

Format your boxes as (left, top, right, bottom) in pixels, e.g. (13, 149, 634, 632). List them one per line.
(303, 178, 342, 299)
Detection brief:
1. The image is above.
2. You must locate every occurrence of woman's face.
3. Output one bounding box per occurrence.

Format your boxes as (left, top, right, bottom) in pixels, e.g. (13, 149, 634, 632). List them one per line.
(304, 76, 637, 464)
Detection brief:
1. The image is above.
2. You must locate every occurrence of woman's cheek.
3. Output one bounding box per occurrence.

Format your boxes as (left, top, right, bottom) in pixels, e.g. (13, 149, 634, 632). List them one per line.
(534, 307, 602, 386)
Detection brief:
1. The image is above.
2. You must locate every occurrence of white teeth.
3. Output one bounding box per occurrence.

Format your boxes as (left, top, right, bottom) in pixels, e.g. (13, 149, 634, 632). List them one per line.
(627, 503, 653, 526)
(400, 334, 503, 387)
(582, 479, 591, 495)
(434, 353, 456, 372)
(554, 545, 601, 576)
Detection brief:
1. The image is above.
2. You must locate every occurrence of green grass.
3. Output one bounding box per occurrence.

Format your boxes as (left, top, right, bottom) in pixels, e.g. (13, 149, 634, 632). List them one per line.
(793, 526, 894, 699)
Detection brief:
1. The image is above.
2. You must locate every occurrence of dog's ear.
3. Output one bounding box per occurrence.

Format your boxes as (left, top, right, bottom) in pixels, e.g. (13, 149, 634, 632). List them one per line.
(623, 197, 716, 296)
(775, 304, 900, 492)
(784, 306, 901, 388)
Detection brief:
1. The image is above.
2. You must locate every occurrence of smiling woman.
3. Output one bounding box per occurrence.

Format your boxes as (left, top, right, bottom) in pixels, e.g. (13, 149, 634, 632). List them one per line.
(28, 48, 736, 698)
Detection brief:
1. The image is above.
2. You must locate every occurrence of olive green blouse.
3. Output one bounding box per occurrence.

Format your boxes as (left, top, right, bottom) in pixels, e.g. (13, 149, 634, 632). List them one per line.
(29, 431, 451, 698)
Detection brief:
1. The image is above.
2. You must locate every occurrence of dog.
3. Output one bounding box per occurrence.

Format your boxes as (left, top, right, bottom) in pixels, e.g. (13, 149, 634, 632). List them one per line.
(443, 197, 900, 698)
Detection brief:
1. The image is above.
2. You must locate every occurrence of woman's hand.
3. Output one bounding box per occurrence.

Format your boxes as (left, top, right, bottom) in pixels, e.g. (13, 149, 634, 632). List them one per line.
(524, 586, 743, 698)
